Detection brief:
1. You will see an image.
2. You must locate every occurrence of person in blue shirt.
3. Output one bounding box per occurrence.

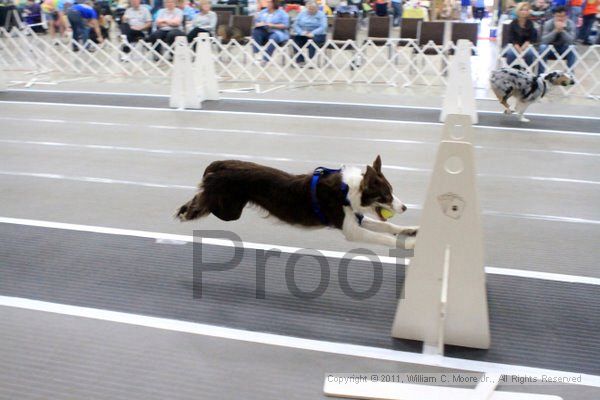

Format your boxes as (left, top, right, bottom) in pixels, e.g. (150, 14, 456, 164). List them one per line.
(460, 0, 471, 21)
(252, 0, 290, 63)
(391, 0, 403, 27)
(65, 1, 103, 51)
(473, 0, 486, 20)
(292, 1, 327, 65)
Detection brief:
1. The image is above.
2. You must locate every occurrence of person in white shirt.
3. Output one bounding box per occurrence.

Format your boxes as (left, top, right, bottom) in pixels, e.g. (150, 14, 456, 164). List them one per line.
(148, 0, 185, 57)
(120, 0, 152, 54)
(187, 0, 217, 42)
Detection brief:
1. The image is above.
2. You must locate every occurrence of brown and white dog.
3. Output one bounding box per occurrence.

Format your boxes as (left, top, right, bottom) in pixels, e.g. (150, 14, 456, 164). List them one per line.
(176, 156, 418, 249)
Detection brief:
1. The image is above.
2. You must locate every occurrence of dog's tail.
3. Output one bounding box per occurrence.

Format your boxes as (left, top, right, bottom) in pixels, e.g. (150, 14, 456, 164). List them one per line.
(176, 190, 210, 222)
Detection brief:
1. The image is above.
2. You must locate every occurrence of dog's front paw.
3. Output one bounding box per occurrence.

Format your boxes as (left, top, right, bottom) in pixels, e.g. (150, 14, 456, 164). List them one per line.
(399, 226, 419, 237)
(519, 116, 530, 122)
(504, 108, 514, 115)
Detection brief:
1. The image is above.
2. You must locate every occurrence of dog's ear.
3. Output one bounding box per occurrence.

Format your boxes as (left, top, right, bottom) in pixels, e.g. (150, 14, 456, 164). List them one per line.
(373, 155, 382, 174)
(363, 165, 377, 185)
(544, 71, 558, 82)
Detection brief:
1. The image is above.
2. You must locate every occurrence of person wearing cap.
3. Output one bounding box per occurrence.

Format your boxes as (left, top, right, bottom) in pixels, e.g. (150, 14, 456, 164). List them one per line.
(65, 0, 103, 51)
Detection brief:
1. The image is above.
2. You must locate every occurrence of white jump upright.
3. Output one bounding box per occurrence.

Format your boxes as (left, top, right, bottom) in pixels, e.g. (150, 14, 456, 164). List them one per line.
(0, 68, 7, 91)
(170, 36, 201, 109)
(324, 59, 562, 398)
(391, 113, 490, 351)
(194, 33, 219, 101)
(440, 39, 478, 124)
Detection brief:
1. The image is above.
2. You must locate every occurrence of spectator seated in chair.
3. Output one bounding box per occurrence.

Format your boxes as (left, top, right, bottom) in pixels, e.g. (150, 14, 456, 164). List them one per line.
(23, 0, 43, 30)
(539, 6, 576, 73)
(187, 0, 217, 43)
(65, 1, 104, 51)
(292, 0, 327, 66)
(252, 0, 290, 63)
(505, 2, 537, 67)
(120, 0, 152, 57)
(148, 0, 185, 59)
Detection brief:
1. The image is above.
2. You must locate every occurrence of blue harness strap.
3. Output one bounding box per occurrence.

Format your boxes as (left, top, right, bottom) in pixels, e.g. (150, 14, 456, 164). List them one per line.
(310, 167, 362, 226)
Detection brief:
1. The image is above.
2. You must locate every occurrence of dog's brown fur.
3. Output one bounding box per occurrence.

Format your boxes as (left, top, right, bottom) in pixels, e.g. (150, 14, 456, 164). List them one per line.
(176, 157, 395, 230)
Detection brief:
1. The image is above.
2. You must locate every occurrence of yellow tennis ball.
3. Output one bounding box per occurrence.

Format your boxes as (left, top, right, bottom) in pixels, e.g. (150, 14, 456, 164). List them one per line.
(380, 208, 395, 220)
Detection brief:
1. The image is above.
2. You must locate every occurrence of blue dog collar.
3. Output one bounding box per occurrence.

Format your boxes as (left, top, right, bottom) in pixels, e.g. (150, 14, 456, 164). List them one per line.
(310, 167, 362, 226)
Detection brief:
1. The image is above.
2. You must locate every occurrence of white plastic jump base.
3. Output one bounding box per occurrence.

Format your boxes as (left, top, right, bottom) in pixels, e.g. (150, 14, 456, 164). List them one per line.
(323, 378, 563, 400)
(440, 39, 478, 124)
(392, 118, 490, 350)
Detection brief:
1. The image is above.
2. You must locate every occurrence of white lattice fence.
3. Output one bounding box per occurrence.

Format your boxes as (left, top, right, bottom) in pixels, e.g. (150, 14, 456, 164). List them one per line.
(1, 26, 599, 98)
(211, 37, 455, 86)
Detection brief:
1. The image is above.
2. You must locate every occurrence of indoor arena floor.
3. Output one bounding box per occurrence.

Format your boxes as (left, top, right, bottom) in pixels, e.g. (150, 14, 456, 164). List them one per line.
(0, 88, 599, 399)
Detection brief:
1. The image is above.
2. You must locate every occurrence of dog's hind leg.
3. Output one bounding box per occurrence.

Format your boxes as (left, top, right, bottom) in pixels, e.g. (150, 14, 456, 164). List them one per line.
(176, 191, 211, 221)
(492, 86, 514, 114)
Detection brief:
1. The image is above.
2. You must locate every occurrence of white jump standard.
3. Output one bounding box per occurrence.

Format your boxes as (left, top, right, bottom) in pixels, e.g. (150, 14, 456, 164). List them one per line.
(170, 33, 219, 109)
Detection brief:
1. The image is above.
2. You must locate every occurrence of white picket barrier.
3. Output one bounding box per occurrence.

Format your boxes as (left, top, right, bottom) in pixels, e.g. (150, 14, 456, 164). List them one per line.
(2, 26, 599, 99)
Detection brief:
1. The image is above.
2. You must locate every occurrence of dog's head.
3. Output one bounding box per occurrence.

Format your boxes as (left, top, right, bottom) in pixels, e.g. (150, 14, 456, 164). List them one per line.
(352, 155, 406, 221)
(543, 70, 575, 87)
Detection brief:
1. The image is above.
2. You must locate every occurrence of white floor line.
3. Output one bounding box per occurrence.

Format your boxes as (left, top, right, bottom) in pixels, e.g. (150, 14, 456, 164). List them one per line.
(1, 171, 598, 225)
(1, 139, 598, 186)
(1, 295, 598, 388)
(1, 216, 600, 286)
(0, 165, 593, 228)
(8, 89, 600, 121)
(2, 116, 599, 157)
(1, 100, 598, 137)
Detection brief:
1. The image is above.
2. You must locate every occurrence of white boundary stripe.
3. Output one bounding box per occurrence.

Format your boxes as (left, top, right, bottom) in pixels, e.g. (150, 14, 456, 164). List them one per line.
(8, 89, 600, 121)
(2, 117, 599, 157)
(1, 171, 598, 225)
(5, 139, 599, 183)
(1, 100, 599, 137)
(1, 295, 599, 388)
(1, 216, 600, 286)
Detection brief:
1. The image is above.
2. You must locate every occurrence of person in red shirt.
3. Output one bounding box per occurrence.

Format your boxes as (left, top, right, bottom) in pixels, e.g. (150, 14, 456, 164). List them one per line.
(578, 0, 599, 44)
(568, 0, 583, 36)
